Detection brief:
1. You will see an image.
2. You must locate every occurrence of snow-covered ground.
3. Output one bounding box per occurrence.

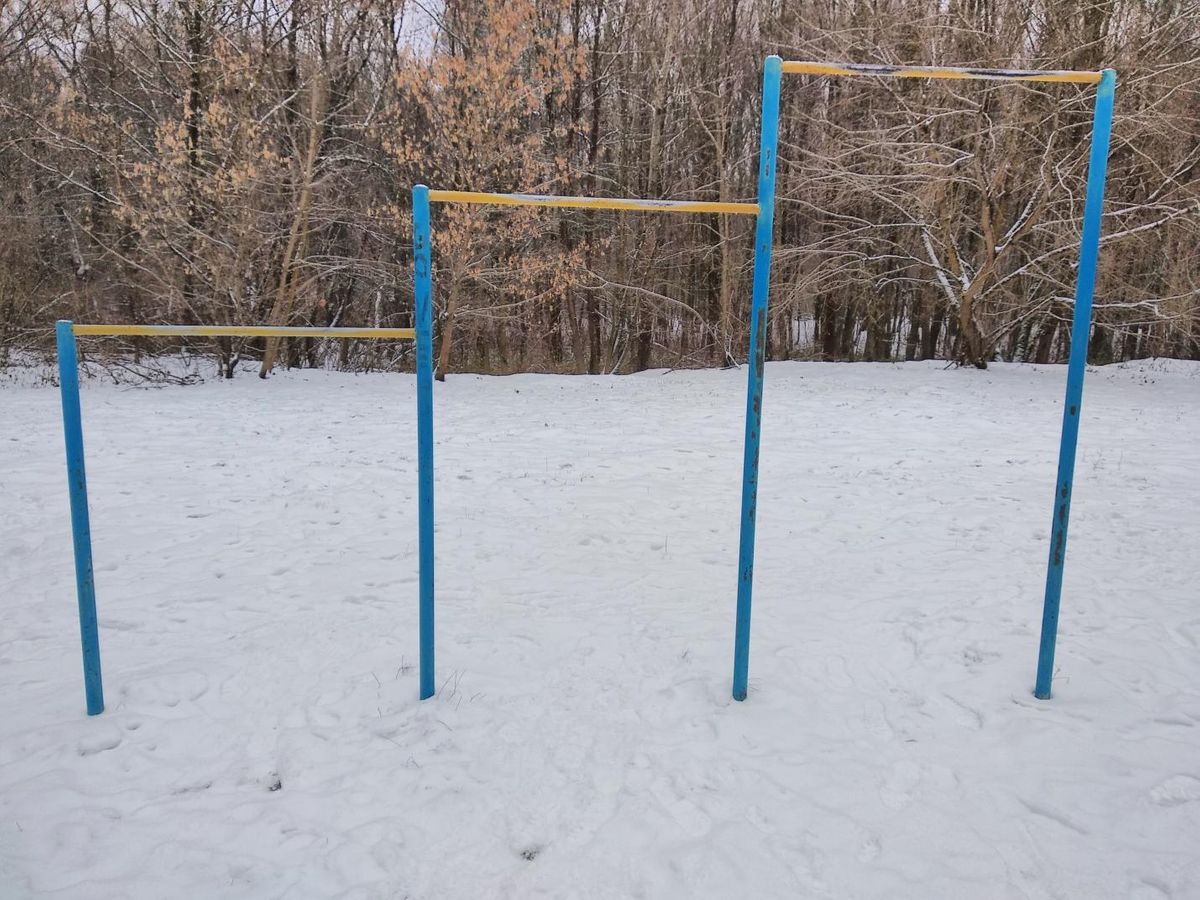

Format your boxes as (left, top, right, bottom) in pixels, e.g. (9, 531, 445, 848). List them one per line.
(1, 359, 1198, 899)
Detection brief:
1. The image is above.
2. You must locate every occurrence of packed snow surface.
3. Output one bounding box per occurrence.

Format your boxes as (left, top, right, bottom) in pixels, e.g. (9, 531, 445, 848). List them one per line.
(1, 359, 1198, 899)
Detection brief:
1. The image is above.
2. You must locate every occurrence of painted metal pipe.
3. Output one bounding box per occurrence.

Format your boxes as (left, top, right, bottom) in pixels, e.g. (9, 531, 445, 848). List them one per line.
(428, 190, 758, 216)
(1035, 69, 1117, 699)
(71, 325, 416, 339)
(732, 56, 783, 702)
(781, 61, 1102, 84)
(56, 321, 104, 715)
(413, 185, 436, 700)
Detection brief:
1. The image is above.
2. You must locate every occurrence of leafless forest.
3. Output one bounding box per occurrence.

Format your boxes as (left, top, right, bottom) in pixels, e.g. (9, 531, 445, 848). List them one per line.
(1, 0, 1197, 377)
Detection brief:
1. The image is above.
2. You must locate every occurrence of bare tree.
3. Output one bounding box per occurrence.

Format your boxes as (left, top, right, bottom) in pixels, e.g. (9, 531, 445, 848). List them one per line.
(0, 0, 1196, 375)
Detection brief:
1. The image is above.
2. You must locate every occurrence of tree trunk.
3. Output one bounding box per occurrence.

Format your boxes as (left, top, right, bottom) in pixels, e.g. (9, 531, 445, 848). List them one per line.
(260, 74, 326, 378)
(436, 269, 464, 382)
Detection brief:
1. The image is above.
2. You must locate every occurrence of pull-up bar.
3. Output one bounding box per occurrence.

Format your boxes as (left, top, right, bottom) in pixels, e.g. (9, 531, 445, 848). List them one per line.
(59, 56, 1118, 718)
(781, 60, 1104, 84)
(71, 324, 416, 339)
(428, 190, 758, 216)
(413, 172, 774, 702)
(55, 319, 428, 715)
(736, 57, 1117, 703)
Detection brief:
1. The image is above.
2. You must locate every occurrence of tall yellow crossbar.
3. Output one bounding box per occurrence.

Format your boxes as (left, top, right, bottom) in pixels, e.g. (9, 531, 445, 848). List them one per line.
(70, 324, 416, 339)
(781, 61, 1103, 84)
(428, 190, 758, 216)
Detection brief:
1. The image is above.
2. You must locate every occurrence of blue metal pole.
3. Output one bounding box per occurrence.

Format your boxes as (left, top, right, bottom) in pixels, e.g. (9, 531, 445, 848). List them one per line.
(413, 185, 436, 700)
(732, 56, 783, 701)
(56, 320, 104, 715)
(1035, 69, 1117, 700)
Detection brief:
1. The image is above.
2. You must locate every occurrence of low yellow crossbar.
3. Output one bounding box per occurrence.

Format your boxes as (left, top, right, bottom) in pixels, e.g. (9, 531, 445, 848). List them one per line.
(71, 324, 416, 339)
(428, 190, 758, 216)
(781, 61, 1103, 84)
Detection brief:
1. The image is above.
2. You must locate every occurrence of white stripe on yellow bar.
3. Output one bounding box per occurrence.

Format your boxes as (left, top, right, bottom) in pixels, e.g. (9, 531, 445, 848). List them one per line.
(71, 324, 416, 339)
(428, 190, 759, 216)
(781, 61, 1103, 84)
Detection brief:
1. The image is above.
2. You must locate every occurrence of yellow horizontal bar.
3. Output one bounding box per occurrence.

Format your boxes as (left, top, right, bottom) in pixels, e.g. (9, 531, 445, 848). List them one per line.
(71, 324, 416, 339)
(428, 190, 758, 216)
(781, 61, 1103, 84)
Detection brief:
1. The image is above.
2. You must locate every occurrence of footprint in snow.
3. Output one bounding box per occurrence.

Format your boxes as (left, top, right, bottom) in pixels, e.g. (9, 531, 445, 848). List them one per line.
(880, 760, 921, 810)
(856, 833, 882, 862)
(78, 726, 122, 756)
(1149, 774, 1200, 807)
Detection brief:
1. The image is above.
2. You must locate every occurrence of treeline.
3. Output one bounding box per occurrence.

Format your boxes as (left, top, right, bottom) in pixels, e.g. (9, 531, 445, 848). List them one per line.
(0, 0, 1197, 377)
